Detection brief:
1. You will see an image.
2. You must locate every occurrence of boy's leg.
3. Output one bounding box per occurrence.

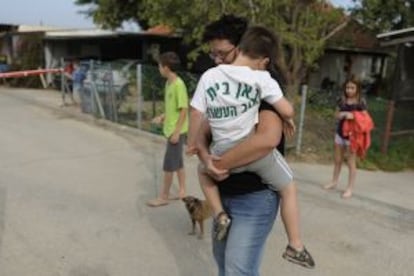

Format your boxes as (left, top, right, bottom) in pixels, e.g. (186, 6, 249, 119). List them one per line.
(161, 171, 174, 199)
(279, 184, 315, 268)
(74, 85, 83, 106)
(198, 165, 231, 240)
(244, 150, 315, 268)
(161, 137, 177, 200)
(62, 80, 70, 105)
(176, 167, 186, 199)
(248, 151, 302, 248)
(147, 138, 181, 207)
(146, 170, 171, 207)
(245, 149, 292, 192)
(279, 183, 302, 249)
(198, 165, 223, 217)
(166, 134, 186, 199)
(70, 86, 77, 104)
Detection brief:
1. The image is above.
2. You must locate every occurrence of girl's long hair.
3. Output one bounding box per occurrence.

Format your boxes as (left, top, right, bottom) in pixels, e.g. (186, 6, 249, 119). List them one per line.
(341, 77, 362, 104)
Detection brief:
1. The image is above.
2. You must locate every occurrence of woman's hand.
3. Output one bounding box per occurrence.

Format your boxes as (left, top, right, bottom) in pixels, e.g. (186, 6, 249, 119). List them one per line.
(204, 154, 229, 181)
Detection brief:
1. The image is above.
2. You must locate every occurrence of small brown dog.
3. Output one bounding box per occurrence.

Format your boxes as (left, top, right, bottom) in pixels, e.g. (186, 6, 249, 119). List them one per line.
(182, 196, 212, 239)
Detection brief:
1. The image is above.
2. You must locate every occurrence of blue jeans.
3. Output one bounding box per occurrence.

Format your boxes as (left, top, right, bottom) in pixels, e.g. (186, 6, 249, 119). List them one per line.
(212, 189, 280, 276)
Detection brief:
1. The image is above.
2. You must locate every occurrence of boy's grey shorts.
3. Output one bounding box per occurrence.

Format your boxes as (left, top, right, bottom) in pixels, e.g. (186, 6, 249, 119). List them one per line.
(212, 144, 293, 191)
(163, 134, 186, 172)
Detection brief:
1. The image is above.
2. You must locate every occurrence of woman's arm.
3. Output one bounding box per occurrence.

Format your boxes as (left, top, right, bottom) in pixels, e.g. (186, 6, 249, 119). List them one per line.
(213, 109, 283, 170)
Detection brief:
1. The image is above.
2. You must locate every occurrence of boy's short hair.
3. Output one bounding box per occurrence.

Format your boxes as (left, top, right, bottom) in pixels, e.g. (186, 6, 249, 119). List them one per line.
(238, 25, 279, 60)
(238, 25, 281, 81)
(158, 52, 181, 72)
(203, 14, 248, 46)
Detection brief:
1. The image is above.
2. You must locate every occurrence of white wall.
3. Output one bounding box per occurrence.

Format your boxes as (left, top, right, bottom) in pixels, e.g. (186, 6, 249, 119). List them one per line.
(309, 51, 385, 91)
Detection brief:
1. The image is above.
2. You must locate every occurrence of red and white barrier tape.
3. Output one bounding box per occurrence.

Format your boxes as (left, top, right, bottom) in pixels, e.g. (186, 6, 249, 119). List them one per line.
(0, 68, 63, 79)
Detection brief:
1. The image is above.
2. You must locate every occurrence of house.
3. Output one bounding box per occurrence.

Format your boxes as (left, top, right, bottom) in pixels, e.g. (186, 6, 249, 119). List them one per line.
(0, 24, 68, 87)
(0, 23, 185, 85)
(0, 24, 65, 65)
(42, 27, 183, 84)
(308, 19, 389, 94)
(0, 24, 18, 67)
(43, 26, 182, 67)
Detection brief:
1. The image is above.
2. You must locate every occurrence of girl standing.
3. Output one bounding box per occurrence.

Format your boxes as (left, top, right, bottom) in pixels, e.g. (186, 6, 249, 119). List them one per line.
(324, 78, 367, 198)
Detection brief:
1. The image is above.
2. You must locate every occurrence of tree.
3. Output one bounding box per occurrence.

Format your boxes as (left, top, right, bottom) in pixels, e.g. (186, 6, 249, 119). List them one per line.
(139, 0, 344, 95)
(74, 0, 146, 29)
(351, 0, 414, 33)
(76, 0, 345, 95)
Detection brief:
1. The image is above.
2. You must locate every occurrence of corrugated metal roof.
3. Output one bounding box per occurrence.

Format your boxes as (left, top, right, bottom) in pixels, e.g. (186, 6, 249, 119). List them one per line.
(45, 29, 131, 38)
(377, 27, 414, 39)
(18, 24, 65, 32)
(377, 27, 414, 46)
(44, 28, 181, 40)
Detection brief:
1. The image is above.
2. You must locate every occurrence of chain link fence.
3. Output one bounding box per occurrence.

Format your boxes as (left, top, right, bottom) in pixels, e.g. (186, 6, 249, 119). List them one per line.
(65, 60, 411, 163)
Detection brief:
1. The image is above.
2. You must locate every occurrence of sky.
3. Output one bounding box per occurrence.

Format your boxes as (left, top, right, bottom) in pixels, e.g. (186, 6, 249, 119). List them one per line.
(1, 0, 96, 28)
(1, 0, 356, 29)
(331, 0, 356, 9)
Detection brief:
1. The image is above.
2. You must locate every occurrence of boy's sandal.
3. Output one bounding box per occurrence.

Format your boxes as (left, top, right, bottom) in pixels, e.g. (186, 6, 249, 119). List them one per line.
(213, 211, 231, 241)
(282, 245, 315, 269)
(146, 198, 169, 207)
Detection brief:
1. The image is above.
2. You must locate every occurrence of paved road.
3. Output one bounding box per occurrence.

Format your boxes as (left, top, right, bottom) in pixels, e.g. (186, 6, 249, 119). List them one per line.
(0, 87, 413, 276)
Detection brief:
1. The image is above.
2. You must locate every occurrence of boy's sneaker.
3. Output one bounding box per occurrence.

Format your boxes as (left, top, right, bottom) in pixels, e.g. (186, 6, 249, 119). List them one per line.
(282, 245, 315, 269)
(213, 212, 231, 241)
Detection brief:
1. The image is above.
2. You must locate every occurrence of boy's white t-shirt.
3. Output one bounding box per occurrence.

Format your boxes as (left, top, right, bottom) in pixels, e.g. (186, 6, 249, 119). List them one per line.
(191, 64, 283, 146)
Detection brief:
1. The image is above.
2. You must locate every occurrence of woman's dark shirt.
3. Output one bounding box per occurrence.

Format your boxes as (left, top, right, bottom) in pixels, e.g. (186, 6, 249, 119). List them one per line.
(218, 101, 284, 195)
(261, 101, 285, 155)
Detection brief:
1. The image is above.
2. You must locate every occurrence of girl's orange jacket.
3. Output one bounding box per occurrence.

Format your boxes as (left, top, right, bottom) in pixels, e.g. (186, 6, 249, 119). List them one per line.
(342, 111, 374, 158)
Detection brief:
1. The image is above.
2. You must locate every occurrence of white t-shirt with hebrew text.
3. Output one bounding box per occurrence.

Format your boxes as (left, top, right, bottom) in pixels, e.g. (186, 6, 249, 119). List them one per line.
(191, 64, 283, 147)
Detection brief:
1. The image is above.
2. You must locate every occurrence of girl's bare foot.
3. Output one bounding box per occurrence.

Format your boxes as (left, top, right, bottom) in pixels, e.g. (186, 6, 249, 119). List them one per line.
(178, 190, 186, 199)
(342, 190, 352, 199)
(323, 182, 337, 190)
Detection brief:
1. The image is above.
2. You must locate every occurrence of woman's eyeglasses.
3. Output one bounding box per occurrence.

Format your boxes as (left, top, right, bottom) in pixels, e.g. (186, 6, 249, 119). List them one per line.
(209, 47, 236, 61)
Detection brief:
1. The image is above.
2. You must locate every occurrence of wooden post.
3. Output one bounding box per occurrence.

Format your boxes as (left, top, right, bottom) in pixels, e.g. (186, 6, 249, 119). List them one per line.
(381, 100, 395, 154)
